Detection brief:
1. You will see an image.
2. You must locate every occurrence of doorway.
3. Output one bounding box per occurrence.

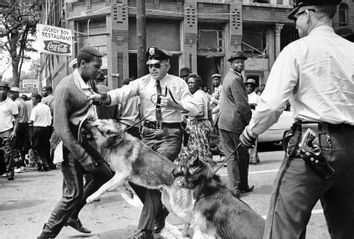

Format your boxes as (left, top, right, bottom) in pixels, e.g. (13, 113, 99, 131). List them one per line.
(197, 55, 223, 91)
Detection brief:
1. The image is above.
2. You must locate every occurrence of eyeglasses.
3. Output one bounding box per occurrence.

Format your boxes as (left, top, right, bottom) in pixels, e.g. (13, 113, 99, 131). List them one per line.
(294, 8, 316, 20)
(147, 63, 167, 69)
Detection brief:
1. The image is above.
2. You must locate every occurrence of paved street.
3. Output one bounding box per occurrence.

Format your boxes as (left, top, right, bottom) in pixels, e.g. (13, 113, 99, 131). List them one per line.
(1, 148, 330, 239)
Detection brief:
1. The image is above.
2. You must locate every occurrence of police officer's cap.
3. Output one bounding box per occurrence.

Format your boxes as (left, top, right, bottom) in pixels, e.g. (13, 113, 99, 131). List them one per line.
(0, 82, 10, 89)
(228, 51, 248, 62)
(288, 0, 341, 20)
(146, 46, 171, 65)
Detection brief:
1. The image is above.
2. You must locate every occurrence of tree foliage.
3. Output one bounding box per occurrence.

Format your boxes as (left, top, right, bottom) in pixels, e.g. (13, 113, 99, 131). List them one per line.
(0, 0, 42, 86)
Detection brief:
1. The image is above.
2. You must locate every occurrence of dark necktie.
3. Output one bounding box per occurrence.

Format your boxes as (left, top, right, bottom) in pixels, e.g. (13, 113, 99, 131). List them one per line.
(156, 80, 162, 122)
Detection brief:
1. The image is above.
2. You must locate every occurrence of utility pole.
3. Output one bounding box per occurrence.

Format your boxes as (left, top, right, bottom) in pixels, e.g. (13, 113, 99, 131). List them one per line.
(136, 0, 146, 78)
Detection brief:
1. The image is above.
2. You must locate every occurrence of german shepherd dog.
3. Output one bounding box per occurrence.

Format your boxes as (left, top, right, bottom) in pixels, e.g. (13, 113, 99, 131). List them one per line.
(85, 119, 194, 236)
(84, 119, 176, 204)
(85, 119, 264, 238)
(173, 155, 265, 239)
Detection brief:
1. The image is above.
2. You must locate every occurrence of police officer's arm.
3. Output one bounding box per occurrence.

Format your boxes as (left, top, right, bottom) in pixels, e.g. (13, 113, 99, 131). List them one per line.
(247, 45, 299, 136)
(89, 79, 140, 105)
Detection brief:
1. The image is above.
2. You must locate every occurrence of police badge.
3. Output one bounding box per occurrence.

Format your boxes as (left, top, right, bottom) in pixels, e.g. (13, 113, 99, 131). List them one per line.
(149, 47, 155, 56)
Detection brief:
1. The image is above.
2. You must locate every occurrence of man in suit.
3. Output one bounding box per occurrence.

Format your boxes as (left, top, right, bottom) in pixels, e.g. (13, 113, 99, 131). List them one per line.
(218, 51, 253, 198)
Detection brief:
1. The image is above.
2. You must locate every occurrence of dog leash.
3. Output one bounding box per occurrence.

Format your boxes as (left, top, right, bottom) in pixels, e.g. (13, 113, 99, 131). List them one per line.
(124, 109, 155, 132)
(213, 143, 242, 175)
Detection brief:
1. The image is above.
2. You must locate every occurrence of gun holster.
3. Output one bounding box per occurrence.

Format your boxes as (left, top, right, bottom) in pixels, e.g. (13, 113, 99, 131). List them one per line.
(282, 122, 335, 180)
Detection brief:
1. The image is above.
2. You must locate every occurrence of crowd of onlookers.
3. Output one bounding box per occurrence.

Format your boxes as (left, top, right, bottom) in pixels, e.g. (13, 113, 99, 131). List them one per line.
(0, 64, 265, 181)
(0, 83, 56, 180)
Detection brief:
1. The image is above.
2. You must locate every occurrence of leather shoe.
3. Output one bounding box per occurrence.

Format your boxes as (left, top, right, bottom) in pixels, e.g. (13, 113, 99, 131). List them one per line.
(240, 185, 254, 194)
(65, 217, 91, 234)
(129, 230, 153, 239)
(153, 207, 169, 233)
(7, 172, 14, 180)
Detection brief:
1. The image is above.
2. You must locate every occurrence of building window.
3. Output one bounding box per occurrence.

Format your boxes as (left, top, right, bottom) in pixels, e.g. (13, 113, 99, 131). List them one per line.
(339, 3, 349, 26)
(198, 29, 224, 52)
(242, 28, 267, 57)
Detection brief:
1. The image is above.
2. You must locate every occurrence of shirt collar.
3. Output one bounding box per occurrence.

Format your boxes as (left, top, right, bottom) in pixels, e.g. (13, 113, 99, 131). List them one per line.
(309, 25, 334, 36)
(74, 69, 91, 90)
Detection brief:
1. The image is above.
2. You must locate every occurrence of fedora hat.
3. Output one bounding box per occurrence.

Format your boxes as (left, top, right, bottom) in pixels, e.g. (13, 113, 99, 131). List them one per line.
(288, 0, 341, 20)
(228, 51, 248, 62)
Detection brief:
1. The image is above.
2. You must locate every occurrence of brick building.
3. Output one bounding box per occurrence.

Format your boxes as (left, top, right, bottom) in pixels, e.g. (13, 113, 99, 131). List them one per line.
(40, 0, 354, 90)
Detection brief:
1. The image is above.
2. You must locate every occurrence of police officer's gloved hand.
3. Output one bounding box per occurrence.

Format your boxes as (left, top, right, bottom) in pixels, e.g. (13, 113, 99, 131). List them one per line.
(240, 127, 257, 148)
(80, 153, 97, 172)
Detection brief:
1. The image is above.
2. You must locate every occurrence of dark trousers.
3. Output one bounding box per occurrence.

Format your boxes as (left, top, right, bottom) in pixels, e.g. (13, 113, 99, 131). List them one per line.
(264, 124, 354, 239)
(46, 126, 54, 165)
(41, 138, 114, 237)
(31, 126, 50, 167)
(135, 126, 182, 231)
(219, 129, 250, 190)
(14, 122, 29, 166)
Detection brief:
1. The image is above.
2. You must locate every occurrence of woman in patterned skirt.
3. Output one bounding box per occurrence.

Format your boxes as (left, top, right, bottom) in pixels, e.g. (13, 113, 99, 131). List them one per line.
(178, 73, 214, 165)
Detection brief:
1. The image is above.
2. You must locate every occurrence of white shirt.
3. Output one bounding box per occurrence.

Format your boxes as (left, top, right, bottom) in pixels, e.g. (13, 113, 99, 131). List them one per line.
(108, 73, 198, 122)
(71, 69, 98, 124)
(249, 25, 354, 135)
(118, 96, 140, 127)
(30, 102, 52, 127)
(189, 89, 209, 120)
(248, 91, 259, 105)
(0, 98, 18, 133)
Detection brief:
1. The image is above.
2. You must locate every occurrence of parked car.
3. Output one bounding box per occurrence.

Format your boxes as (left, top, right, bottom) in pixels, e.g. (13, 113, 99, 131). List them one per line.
(258, 110, 294, 144)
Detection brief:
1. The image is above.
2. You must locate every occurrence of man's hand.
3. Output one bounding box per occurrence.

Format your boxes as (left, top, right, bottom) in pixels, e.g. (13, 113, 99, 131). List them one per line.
(160, 90, 188, 113)
(88, 93, 111, 105)
(80, 154, 97, 172)
(240, 127, 257, 148)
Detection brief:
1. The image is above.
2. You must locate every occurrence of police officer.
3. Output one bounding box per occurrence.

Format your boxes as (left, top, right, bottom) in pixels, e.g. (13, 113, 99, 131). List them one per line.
(90, 46, 198, 239)
(240, 1, 354, 238)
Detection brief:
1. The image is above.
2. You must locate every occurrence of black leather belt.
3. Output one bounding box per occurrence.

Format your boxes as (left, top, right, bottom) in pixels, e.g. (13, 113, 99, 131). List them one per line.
(295, 120, 354, 132)
(144, 120, 181, 130)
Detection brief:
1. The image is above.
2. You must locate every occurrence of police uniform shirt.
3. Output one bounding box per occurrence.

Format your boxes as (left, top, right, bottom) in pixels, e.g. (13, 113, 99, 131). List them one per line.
(108, 73, 198, 123)
(248, 25, 354, 135)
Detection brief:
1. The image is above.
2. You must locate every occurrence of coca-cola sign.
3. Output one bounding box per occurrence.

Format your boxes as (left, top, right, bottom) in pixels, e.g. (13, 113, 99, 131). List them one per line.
(44, 40, 71, 54)
(37, 24, 72, 56)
